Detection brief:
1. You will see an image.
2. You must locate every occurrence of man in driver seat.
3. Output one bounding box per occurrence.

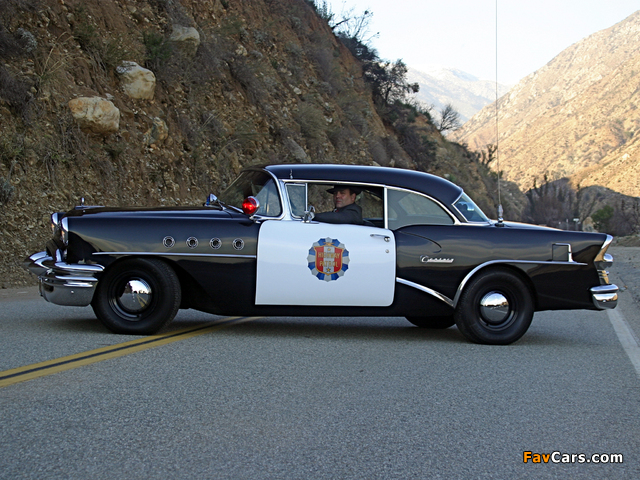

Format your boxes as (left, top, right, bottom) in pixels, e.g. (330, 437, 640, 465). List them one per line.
(314, 185, 364, 225)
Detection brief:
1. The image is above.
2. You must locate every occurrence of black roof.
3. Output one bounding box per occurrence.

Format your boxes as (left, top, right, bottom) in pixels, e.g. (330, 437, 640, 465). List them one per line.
(265, 164, 463, 205)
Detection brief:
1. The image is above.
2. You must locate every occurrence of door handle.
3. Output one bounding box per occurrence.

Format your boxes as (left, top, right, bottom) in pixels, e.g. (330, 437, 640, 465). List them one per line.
(370, 234, 390, 242)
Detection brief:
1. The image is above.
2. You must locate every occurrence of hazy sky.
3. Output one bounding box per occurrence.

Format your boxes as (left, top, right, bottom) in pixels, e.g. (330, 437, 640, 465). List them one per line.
(323, 0, 639, 85)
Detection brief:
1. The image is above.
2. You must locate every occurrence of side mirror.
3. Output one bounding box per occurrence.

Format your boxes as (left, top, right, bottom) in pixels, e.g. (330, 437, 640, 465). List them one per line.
(204, 193, 218, 207)
(303, 205, 315, 223)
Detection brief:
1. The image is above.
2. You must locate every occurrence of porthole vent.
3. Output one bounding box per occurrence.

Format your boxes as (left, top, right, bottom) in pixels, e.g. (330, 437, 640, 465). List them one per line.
(186, 237, 199, 249)
(163, 236, 175, 248)
(233, 238, 244, 250)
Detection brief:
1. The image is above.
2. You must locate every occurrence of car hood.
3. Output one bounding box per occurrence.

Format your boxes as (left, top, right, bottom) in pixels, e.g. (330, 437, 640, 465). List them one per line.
(62, 205, 239, 221)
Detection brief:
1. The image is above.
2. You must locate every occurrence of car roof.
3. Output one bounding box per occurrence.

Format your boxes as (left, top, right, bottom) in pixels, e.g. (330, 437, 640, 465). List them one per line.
(264, 164, 463, 205)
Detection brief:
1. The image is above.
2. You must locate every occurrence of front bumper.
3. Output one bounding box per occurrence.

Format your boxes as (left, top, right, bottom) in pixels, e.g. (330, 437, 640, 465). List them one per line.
(591, 284, 618, 310)
(23, 251, 104, 307)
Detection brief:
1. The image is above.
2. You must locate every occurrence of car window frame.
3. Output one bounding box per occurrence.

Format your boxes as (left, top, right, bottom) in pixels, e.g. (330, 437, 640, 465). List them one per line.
(279, 179, 460, 229)
(384, 186, 459, 230)
(227, 168, 286, 221)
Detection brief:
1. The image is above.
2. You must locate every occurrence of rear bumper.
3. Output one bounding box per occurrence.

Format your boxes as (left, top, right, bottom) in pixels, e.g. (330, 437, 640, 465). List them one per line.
(590, 284, 618, 310)
(23, 251, 103, 307)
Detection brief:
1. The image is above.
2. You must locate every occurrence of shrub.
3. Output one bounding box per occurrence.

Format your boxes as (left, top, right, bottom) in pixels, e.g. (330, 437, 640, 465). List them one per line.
(592, 205, 614, 232)
(143, 31, 172, 71)
(367, 136, 388, 165)
(0, 64, 33, 121)
(396, 122, 436, 170)
(227, 56, 267, 105)
(295, 103, 327, 140)
(0, 176, 13, 206)
(328, 126, 352, 153)
(0, 26, 36, 58)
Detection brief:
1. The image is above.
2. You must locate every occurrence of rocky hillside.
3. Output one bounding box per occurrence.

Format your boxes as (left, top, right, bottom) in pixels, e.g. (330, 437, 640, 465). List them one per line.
(453, 10, 640, 197)
(0, 0, 506, 287)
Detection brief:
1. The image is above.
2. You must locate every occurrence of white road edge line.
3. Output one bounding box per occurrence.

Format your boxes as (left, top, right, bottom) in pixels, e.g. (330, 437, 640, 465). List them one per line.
(607, 309, 640, 378)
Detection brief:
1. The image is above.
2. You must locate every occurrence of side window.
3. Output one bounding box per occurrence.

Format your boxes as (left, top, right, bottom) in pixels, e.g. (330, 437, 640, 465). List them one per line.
(387, 189, 454, 230)
(303, 184, 384, 227)
(286, 183, 307, 218)
(359, 189, 384, 227)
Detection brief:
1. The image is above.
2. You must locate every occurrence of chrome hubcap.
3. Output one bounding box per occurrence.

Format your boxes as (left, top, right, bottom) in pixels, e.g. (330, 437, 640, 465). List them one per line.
(117, 279, 152, 313)
(479, 292, 510, 324)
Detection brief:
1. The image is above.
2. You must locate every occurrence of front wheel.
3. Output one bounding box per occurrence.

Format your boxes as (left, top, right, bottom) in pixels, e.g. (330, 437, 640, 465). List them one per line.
(454, 268, 533, 345)
(92, 258, 181, 334)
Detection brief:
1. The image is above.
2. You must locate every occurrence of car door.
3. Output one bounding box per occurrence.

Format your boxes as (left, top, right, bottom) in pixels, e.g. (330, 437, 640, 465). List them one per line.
(387, 187, 463, 302)
(255, 219, 396, 306)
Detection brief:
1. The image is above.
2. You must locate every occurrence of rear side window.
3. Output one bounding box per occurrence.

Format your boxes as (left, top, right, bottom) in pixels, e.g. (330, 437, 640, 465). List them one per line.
(387, 189, 454, 229)
(453, 193, 490, 223)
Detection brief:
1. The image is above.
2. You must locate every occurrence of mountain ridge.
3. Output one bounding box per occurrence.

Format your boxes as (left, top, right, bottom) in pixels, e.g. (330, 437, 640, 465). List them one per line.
(407, 66, 510, 124)
(453, 9, 640, 198)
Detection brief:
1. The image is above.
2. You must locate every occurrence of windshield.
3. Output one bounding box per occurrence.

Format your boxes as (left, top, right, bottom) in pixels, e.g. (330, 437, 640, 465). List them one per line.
(454, 193, 490, 223)
(220, 170, 282, 217)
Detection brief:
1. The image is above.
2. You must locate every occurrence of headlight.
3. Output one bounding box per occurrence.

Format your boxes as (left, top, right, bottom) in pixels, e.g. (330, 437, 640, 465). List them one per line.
(50, 212, 60, 234)
(50, 213, 69, 246)
(60, 217, 69, 246)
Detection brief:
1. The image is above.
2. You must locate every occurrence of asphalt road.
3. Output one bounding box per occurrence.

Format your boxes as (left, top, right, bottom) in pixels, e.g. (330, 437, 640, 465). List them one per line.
(1, 270, 639, 479)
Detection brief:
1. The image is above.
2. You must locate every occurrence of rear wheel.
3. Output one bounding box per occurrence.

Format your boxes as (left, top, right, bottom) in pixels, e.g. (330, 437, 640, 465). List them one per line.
(92, 258, 181, 334)
(406, 315, 455, 329)
(454, 268, 533, 345)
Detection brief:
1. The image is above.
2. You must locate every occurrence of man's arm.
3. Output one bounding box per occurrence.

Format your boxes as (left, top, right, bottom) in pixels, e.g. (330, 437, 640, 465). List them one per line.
(314, 204, 363, 225)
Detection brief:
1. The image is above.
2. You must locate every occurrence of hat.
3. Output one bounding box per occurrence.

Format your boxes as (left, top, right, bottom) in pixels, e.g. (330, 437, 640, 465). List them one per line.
(326, 185, 362, 195)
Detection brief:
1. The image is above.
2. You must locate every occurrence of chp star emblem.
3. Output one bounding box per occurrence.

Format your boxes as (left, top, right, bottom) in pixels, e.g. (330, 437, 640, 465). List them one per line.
(307, 238, 349, 281)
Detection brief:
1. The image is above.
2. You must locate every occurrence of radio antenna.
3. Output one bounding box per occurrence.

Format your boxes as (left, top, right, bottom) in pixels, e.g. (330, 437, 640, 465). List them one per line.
(495, 0, 504, 226)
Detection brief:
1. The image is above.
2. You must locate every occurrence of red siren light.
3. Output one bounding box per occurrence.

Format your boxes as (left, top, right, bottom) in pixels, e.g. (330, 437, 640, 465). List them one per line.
(242, 196, 259, 215)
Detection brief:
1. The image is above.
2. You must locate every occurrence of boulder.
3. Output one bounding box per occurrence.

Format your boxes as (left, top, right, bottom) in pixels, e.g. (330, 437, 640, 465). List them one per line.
(144, 117, 169, 146)
(169, 25, 200, 58)
(68, 97, 120, 135)
(284, 138, 310, 163)
(116, 61, 156, 100)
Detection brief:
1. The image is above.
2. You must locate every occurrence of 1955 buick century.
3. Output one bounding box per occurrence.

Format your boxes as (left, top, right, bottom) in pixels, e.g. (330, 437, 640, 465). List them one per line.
(24, 164, 618, 344)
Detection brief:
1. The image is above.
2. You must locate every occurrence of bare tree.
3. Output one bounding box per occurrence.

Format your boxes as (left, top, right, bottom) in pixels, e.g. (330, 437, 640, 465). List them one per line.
(479, 143, 497, 166)
(437, 103, 461, 133)
(330, 5, 378, 47)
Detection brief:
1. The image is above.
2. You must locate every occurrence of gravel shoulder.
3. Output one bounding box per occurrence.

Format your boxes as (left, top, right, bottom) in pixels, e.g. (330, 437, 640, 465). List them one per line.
(609, 246, 640, 306)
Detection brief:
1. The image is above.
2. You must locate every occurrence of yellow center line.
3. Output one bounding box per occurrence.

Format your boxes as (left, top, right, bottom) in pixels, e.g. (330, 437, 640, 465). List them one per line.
(0, 316, 259, 388)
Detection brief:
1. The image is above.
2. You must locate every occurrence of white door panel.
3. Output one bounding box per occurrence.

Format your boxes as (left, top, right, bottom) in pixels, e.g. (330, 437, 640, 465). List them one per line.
(256, 220, 396, 306)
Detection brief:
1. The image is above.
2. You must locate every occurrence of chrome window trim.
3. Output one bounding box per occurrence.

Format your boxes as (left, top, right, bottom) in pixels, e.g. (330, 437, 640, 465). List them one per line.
(384, 187, 389, 230)
(280, 181, 308, 220)
(228, 167, 286, 221)
(93, 252, 257, 259)
(385, 185, 460, 226)
(452, 191, 491, 224)
(279, 179, 459, 227)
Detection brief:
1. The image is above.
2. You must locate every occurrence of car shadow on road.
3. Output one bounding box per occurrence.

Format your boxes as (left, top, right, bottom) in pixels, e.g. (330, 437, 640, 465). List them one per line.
(40, 312, 590, 347)
(189, 316, 467, 344)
